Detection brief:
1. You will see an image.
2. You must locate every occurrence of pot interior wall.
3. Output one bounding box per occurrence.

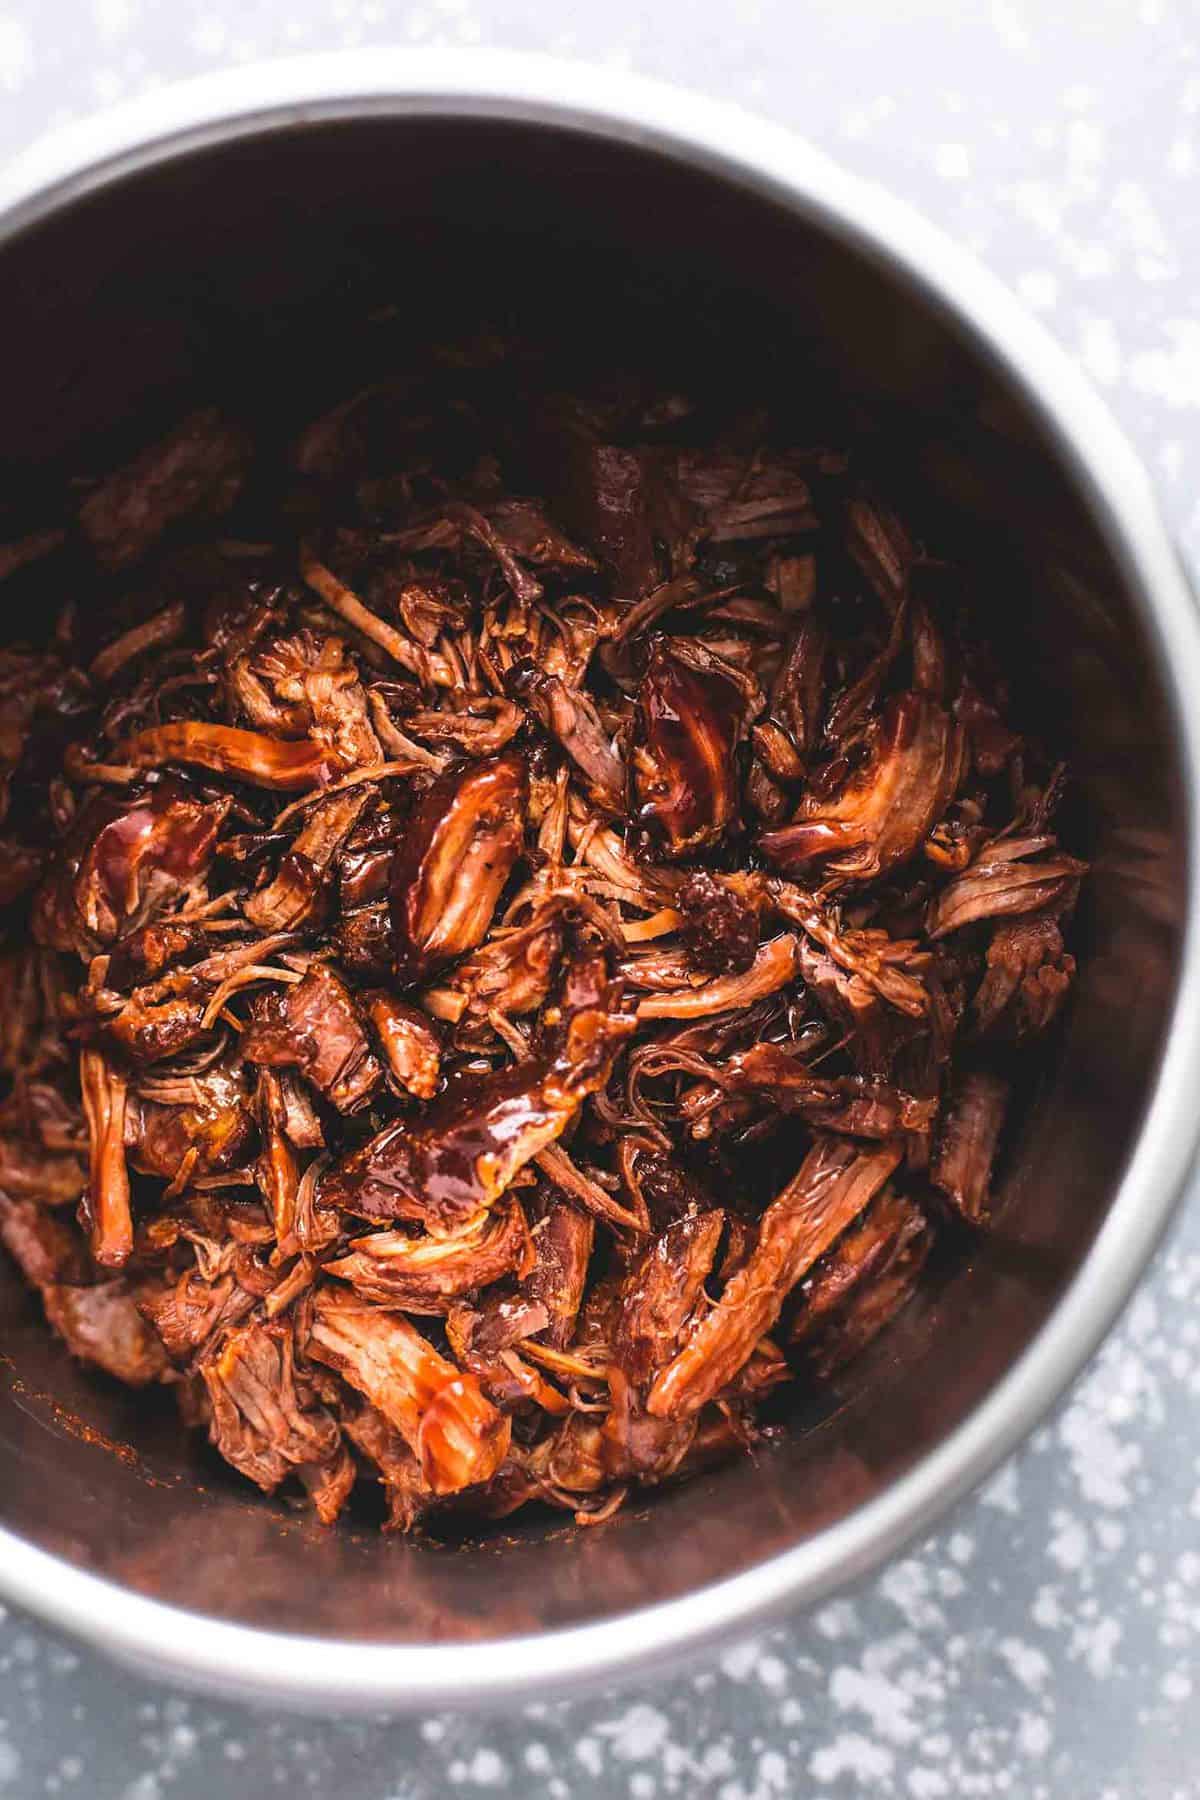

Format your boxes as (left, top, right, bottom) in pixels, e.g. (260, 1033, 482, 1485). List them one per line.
(0, 116, 1182, 1643)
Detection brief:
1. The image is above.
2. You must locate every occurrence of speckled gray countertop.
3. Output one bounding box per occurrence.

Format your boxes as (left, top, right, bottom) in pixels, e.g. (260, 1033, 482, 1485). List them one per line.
(1, 3, 1199, 1795)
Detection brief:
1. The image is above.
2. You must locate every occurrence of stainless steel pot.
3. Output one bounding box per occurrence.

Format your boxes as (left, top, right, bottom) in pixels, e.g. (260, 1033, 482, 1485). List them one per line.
(0, 51, 1197, 1712)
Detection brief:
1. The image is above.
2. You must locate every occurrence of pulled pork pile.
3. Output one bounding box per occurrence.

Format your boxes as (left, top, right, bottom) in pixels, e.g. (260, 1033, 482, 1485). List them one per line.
(0, 357, 1086, 1529)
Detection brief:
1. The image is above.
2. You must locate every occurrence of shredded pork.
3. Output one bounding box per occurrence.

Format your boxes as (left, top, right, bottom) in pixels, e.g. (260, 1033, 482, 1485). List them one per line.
(0, 348, 1085, 1531)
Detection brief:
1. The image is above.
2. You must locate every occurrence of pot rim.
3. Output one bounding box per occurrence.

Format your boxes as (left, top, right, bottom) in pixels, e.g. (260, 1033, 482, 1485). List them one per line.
(0, 48, 1197, 1711)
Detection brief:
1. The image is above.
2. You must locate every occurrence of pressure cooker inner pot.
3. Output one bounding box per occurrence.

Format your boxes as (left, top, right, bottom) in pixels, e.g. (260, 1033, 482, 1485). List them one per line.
(0, 115, 1182, 1642)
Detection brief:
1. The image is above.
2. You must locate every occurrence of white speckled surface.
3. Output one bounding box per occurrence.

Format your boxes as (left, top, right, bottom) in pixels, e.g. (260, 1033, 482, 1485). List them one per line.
(1, 3, 1199, 1794)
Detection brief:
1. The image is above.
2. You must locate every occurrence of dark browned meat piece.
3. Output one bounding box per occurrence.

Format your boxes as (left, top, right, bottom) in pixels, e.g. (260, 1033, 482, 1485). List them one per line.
(384, 500, 547, 606)
(79, 408, 247, 569)
(931, 1067, 1009, 1223)
(44, 1280, 170, 1386)
(770, 614, 826, 758)
(334, 900, 393, 981)
(507, 661, 626, 813)
(449, 903, 565, 1019)
(321, 955, 635, 1230)
(551, 1207, 725, 1489)
(536, 1139, 649, 1236)
(104, 918, 210, 989)
(79, 1048, 133, 1268)
(621, 940, 745, 996)
(790, 1189, 930, 1375)
(768, 879, 932, 1019)
(0, 1191, 87, 1287)
(618, 1150, 721, 1231)
(845, 495, 914, 609)
(675, 870, 760, 976)
(818, 602, 908, 749)
(4, 1081, 86, 1158)
(401, 698, 523, 758)
(955, 679, 1021, 776)
(0, 1130, 86, 1208)
(341, 1400, 434, 1531)
(102, 722, 342, 792)
(200, 1320, 351, 1520)
(447, 1288, 551, 1366)
(391, 576, 470, 650)
(522, 1196, 595, 1348)
(98, 988, 212, 1067)
(633, 638, 760, 855)
(719, 1043, 937, 1139)
(138, 1266, 256, 1364)
(128, 1062, 253, 1183)
(974, 912, 1076, 1040)
(307, 1288, 509, 1494)
(336, 806, 401, 908)
(363, 991, 441, 1098)
(275, 1070, 325, 1149)
(678, 447, 818, 542)
(0, 647, 87, 819)
(599, 1370, 697, 1488)
(390, 752, 527, 982)
(548, 440, 695, 599)
(927, 836, 1086, 939)
(611, 1211, 724, 1387)
(243, 788, 371, 932)
(243, 964, 381, 1112)
(301, 547, 461, 682)
(761, 693, 965, 882)
(326, 1200, 532, 1310)
(648, 1138, 901, 1418)
(253, 1068, 301, 1252)
(292, 378, 417, 476)
(636, 934, 800, 1021)
(34, 786, 229, 958)
(227, 631, 382, 773)
(485, 498, 598, 572)
(0, 1187, 166, 1381)
(90, 600, 188, 686)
